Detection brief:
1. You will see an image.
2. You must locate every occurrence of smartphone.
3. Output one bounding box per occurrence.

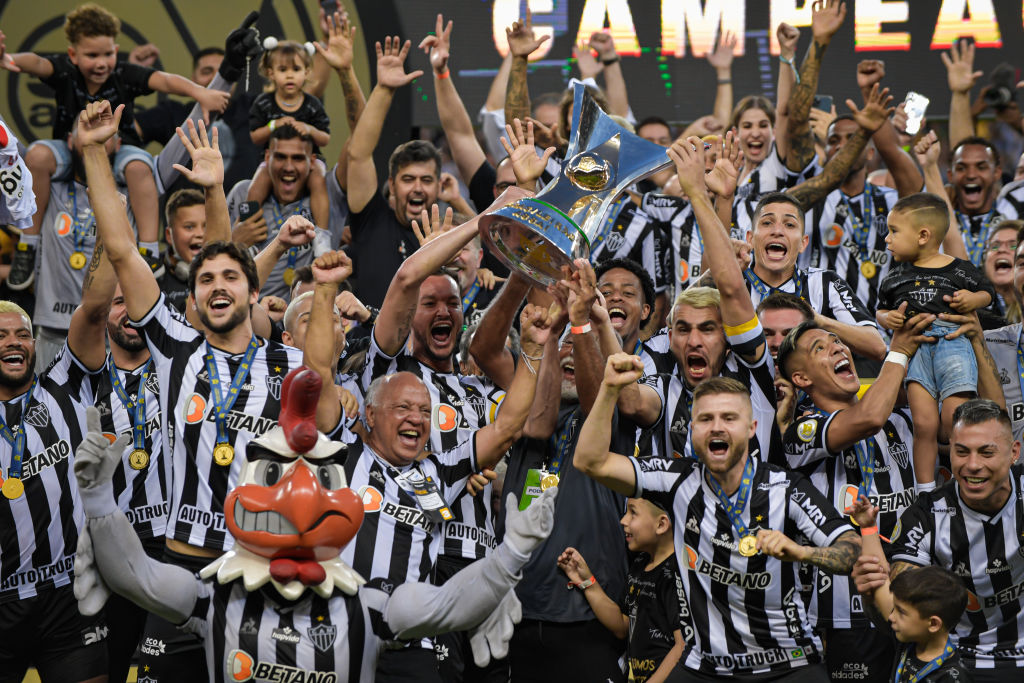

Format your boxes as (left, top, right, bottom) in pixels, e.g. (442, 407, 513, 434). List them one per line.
(813, 95, 834, 112)
(903, 92, 930, 135)
(238, 200, 260, 222)
(320, 0, 339, 15)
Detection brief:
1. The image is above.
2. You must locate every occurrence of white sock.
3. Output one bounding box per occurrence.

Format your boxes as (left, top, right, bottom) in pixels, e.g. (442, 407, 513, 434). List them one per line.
(916, 480, 937, 493)
(139, 241, 159, 255)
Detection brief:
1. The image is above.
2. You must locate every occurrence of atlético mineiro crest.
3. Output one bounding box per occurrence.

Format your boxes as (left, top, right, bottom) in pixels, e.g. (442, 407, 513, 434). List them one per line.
(266, 374, 282, 401)
(307, 623, 337, 653)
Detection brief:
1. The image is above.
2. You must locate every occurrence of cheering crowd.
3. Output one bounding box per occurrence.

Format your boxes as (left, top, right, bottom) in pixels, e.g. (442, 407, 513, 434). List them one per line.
(0, 1, 1023, 682)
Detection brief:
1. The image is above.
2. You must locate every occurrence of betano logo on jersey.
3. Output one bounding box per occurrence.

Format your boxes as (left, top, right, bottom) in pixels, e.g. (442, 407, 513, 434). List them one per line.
(182, 393, 277, 435)
(227, 649, 337, 683)
(357, 485, 432, 531)
(839, 485, 916, 516)
(683, 544, 772, 589)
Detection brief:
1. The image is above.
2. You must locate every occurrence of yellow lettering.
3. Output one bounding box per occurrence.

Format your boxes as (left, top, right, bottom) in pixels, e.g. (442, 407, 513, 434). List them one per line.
(931, 0, 1002, 49)
(854, 0, 910, 51)
(576, 0, 641, 56)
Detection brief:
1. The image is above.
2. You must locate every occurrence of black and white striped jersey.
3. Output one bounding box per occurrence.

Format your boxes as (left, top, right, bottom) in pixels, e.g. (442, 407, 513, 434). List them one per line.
(955, 187, 1024, 268)
(131, 295, 302, 551)
(341, 439, 475, 588)
(590, 198, 671, 295)
(981, 324, 1024, 444)
(636, 193, 700, 297)
(890, 467, 1024, 670)
(778, 409, 916, 629)
(190, 578, 396, 683)
(733, 149, 820, 239)
(800, 185, 899, 312)
(641, 330, 677, 376)
(630, 455, 852, 676)
(357, 335, 504, 562)
(996, 179, 1024, 221)
(743, 267, 877, 330)
(94, 357, 168, 540)
(0, 345, 97, 604)
(644, 350, 778, 461)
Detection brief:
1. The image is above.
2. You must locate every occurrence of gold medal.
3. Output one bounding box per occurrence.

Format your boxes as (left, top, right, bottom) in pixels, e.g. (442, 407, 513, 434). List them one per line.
(2, 477, 24, 499)
(540, 473, 560, 491)
(128, 448, 149, 470)
(213, 443, 234, 466)
(69, 251, 87, 270)
(860, 261, 877, 279)
(738, 535, 758, 557)
(282, 267, 295, 286)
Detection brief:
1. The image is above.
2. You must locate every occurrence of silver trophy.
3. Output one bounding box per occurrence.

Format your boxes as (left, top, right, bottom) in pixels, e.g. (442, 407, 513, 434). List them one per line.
(479, 82, 673, 286)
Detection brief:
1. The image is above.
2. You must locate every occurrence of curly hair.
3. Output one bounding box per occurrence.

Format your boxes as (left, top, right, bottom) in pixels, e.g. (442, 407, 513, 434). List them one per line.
(64, 4, 120, 45)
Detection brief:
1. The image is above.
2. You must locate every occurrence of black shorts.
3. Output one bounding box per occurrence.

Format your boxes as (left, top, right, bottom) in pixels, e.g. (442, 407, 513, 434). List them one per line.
(0, 584, 108, 683)
(665, 662, 830, 683)
(820, 624, 894, 683)
(510, 618, 626, 683)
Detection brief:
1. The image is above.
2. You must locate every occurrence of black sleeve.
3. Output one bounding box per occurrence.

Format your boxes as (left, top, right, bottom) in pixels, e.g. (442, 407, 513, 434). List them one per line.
(877, 270, 898, 311)
(468, 161, 497, 214)
(136, 100, 189, 145)
(303, 95, 331, 134)
(956, 258, 997, 301)
(118, 63, 157, 98)
(40, 54, 73, 87)
(249, 94, 274, 131)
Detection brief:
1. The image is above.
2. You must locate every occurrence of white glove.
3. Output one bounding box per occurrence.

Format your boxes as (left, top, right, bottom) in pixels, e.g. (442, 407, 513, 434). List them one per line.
(74, 406, 130, 518)
(73, 524, 111, 615)
(469, 589, 522, 667)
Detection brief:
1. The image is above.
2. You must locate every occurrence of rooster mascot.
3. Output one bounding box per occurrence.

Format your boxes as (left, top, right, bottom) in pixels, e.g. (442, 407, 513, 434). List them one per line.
(72, 367, 556, 682)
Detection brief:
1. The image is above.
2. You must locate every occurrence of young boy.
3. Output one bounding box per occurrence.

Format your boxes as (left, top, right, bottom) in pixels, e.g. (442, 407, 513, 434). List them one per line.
(558, 498, 689, 683)
(851, 497, 973, 683)
(0, 3, 229, 286)
(876, 192, 994, 492)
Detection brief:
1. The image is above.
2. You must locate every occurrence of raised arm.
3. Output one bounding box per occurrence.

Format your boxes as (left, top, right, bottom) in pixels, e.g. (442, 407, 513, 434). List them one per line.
(147, 70, 230, 123)
(855, 60, 922, 197)
(504, 9, 549, 126)
(80, 102, 160, 322)
(305, 251, 353, 432)
(469, 274, 531, 390)
(316, 11, 366, 134)
(784, 0, 847, 173)
(790, 84, 894, 210)
(914, 131, 968, 259)
(252, 216, 317, 289)
(523, 318, 564, 439)
(422, 14, 487, 184)
(0, 33, 53, 78)
(706, 31, 737, 130)
(67, 239, 115, 371)
(474, 304, 553, 470)
(942, 39, 981, 149)
(573, 354, 642, 496)
(346, 37, 423, 214)
(171, 119, 230, 242)
(589, 32, 629, 118)
(773, 23, 801, 160)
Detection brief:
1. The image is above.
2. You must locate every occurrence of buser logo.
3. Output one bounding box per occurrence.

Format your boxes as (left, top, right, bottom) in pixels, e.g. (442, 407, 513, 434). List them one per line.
(183, 394, 207, 424)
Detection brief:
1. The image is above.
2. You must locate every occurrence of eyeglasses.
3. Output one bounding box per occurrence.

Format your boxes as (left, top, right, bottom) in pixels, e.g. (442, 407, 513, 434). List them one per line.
(988, 240, 1019, 252)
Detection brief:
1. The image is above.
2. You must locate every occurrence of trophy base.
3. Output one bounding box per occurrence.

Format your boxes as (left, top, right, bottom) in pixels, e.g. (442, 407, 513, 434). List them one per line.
(478, 198, 591, 287)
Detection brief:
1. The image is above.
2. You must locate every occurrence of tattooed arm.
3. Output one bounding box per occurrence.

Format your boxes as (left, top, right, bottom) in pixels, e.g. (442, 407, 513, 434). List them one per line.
(756, 528, 861, 574)
(68, 241, 117, 371)
(938, 311, 1006, 409)
(503, 10, 549, 127)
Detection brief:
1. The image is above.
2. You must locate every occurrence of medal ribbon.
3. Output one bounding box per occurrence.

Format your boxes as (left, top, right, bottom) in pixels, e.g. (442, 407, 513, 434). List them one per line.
(1015, 329, 1024, 418)
(67, 184, 92, 255)
(744, 267, 806, 301)
(893, 637, 955, 683)
(461, 278, 481, 314)
(958, 210, 996, 266)
(270, 197, 303, 272)
(854, 438, 875, 498)
(204, 337, 259, 447)
(592, 196, 629, 251)
(707, 455, 755, 538)
(0, 377, 37, 480)
(840, 184, 874, 255)
(548, 416, 578, 476)
(108, 359, 151, 452)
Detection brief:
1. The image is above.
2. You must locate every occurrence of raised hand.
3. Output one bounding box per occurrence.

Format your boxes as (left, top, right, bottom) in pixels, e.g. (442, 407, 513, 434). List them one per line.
(856, 59, 885, 92)
(848, 83, 894, 133)
(260, 295, 287, 323)
(411, 204, 453, 245)
(277, 214, 317, 249)
(500, 118, 555, 188)
(419, 13, 453, 74)
(316, 10, 357, 71)
(77, 100, 124, 147)
(705, 130, 742, 198)
(556, 547, 593, 585)
(438, 172, 461, 205)
(312, 250, 354, 285)
(505, 7, 550, 59)
(706, 30, 737, 73)
(776, 23, 799, 61)
(74, 407, 131, 491)
(941, 39, 982, 94)
(588, 31, 617, 62)
(809, 105, 836, 143)
(375, 36, 423, 89)
(171, 119, 223, 188)
(848, 494, 879, 526)
(667, 136, 710, 200)
(913, 130, 941, 170)
(523, 116, 564, 150)
(573, 41, 602, 80)
(128, 43, 160, 67)
(195, 88, 231, 124)
(561, 259, 599, 327)
(603, 352, 645, 389)
(0, 31, 20, 72)
(811, 0, 847, 45)
(520, 301, 556, 353)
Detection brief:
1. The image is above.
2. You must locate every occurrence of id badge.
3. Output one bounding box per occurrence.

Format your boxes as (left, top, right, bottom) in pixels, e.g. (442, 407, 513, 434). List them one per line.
(520, 468, 546, 511)
(395, 469, 454, 523)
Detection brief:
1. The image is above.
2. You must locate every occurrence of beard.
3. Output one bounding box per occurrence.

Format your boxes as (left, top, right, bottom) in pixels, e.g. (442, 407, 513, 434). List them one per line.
(198, 302, 250, 335)
(0, 352, 35, 389)
(108, 322, 147, 353)
(560, 380, 578, 402)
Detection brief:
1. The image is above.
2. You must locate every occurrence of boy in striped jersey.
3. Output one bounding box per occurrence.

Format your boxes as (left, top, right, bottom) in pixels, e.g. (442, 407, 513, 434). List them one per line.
(855, 399, 1024, 682)
(577, 359, 861, 681)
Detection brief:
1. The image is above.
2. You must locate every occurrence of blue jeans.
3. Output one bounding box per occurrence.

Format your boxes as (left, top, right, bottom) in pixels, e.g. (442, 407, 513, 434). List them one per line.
(30, 139, 154, 184)
(906, 320, 977, 400)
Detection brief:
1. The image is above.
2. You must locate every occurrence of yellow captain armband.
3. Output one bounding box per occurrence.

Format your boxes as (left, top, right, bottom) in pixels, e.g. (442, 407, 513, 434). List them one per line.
(723, 316, 760, 337)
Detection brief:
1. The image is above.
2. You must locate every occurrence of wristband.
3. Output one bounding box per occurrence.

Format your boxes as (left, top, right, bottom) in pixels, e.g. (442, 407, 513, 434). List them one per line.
(574, 576, 597, 590)
(779, 55, 800, 84)
(718, 79, 732, 85)
(268, 120, 276, 132)
(436, 69, 450, 80)
(860, 526, 878, 537)
(884, 351, 909, 369)
(570, 322, 592, 335)
(600, 56, 620, 65)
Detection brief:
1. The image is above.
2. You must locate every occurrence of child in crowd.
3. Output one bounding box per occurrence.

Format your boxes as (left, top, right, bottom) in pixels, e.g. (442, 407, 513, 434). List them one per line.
(852, 497, 972, 683)
(246, 38, 330, 231)
(0, 3, 229, 284)
(876, 192, 994, 492)
(558, 498, 688, 683)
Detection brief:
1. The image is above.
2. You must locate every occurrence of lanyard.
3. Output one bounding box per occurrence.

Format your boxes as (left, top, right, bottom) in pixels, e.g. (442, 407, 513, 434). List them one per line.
(631, 339, 642, 356)
(108, 359, 151, 451)
(958, 210, 996, 266)
(854, 437, 876, 498)
(707, 456, 755, 538)
(461, 279, 481, 314)
(204, 337, 259, 446)
(894, 638, 955, 683)
(1016, 329, 1024, 416)
(593, 196, 629, 251)
(744, 267, 805, 301)
(0, 378, 37, 479)
(548, 415, 578, 476)
(269, 197, 301, 268)
(67, 184, 91, 254)
(840, 184, 875, 254)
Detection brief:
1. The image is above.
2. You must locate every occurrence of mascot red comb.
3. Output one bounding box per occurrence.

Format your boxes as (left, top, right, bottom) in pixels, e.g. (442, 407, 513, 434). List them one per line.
(73, 367, 556, 682)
